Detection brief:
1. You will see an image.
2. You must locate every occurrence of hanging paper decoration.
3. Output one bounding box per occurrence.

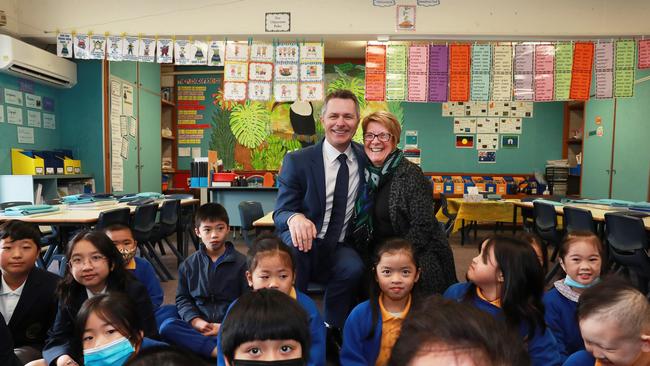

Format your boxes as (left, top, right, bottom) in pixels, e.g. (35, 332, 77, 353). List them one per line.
(223, 82, 247, 101)
(386, 44, 408, 101)
(250, 43, 274, 63)
(449, 44, 470, 102)
(569, 42, 594, 101)
(614, 40, 635, 98)
(138, 37, 156, 63)
(224, 41, 250, 101)
(123, 36, 140, 62)
(554, 42, 573, 101)
(57, 33, 73, 58)
(534, 44, 555, 101)
(428, 45, 448, 102)
(226, 41, 250, 62)
(300, 42, 324, 63)
(470, 44, 491, 101)
(73, 33, 90, 60)
(595, 42, 614, 99)
(248, 42, 274, 101)
(274, 82, 298, 102)
(299, 61, 323, 82)
(298, 42, 324, 101)
(274, 43, 299, 102)
(88, 35, 106, 60)
(514, 44, 534, 101)
(638, 39, 650, 69)
(407, 44, 428, 102)
(174, 39, 191, 65)
(191, 40, 208, 65)
(492, 44, 513, 101)
(107, 35, 125, 61)
(365, 44, 387, 101)
(208, 41, 225, 66)
(248, 82, 272, 101)
(300, 82, 324, 101)
(156, 38, 174, 64)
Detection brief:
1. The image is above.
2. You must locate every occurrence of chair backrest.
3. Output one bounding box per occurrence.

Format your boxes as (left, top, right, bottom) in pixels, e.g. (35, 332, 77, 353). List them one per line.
(239, 201, 264, 231)
(605, 213, 648, 252)
(563, 206, 596, 233)
(159, 200, 180, 226)
(439, 193, 455, 220)
(95, 207, 131, 231)
(533, 201, 558, 232)
(131, 204, 159, 242)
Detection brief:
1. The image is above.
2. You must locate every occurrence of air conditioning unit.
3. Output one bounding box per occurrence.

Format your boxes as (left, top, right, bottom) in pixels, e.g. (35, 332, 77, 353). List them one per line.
(0, 34, 77, 88)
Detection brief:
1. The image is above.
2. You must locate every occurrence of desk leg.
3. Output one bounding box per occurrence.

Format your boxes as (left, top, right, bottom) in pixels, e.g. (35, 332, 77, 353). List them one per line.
(512, 206, 518, 235)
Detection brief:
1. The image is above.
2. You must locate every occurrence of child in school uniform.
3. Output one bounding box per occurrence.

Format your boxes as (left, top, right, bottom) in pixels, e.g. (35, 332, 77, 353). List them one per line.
(216, 234, 326, 366)
(0, 220, 60, 364)
(1, 312, 22, 365)
(220, 289, 311, 366)
(340, 238, 420, 366)
(443, 235, 562, 366)
(159, 203, 248, 359)
(35, 230, 157, 366)
(73, 293, 166, 366)
(518, 232, 547, 274)
(563, 276, 650, 366)
(544, 231, 603, 362)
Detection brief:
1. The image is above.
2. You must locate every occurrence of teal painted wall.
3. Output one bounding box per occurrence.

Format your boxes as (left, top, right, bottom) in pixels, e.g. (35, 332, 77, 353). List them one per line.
(0, 74, 63, 174)
(59, 60, 105, 192)
(401, 101, 565, 173)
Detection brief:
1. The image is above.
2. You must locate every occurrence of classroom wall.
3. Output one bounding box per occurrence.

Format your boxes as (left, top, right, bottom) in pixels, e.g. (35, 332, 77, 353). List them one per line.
(402, 102, 564, 173)
(12, 0, 650, 40)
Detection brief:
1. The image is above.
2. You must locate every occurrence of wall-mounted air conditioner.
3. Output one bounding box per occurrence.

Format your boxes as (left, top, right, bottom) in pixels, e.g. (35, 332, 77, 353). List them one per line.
(0, 34, 77, 88)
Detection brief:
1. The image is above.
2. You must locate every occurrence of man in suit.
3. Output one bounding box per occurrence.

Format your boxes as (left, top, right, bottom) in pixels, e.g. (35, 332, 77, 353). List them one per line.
(274, 89, 365, 331)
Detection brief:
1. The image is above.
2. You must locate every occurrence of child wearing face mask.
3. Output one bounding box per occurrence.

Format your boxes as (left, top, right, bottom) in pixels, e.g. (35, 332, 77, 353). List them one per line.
(544, 231, 603, 362)
(74, 293, 165, 366)
(29, 230, 157, 366)
(340, 238, 421, 366)
(217, 234, 326, 366)
(221, 288, 311, 366)
(444, 235, 562, 366)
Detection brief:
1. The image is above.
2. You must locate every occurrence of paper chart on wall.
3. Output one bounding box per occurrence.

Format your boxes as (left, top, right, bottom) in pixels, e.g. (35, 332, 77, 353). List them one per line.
(111, 157, 124, 192)
(88, 35, 107, 60)
(386, 45, 408, 101)
(595, 42, 614, 99)
(385, 73, 407, 101)
(122, 84, 134, 117)
(43, 113, 55, 129)
(501, 135, 519, 149)
(120, 137, 129, 160)
(554, 42, 573, 101)
(449, 44, 471, 101)
(514, 44, 534, 100)
(614, 40, 635, 98)
(174, 40, 192, 65)
(223, 82, 247, 101)
(476, 118, 499, 133)
(569, 42, 594, 101)
(57, 33, 73, 58)
(129, 117, 137, 137)
(25, 94, 42, 109)
(498, 118, 523, 134)
(190, 40, 208, 65)
(27, 110, 41, 127)
(639, 40, 650, 69)
(275, 43, 299, 63)
(178, 147, 191, 157)
(476, 134, 499, 150)
(138, 38, 156, 63)
(107, 36, 125, 61)
(207, 41, 225, 66)
(250, 43, 274, 62)
(534, 44, 555, 101)
(365, 44, 386, 101)
(17, 127, 34, 144)
(0, 106, 4, 123)
(453, 118, 477, 134)
(442, 101, 488, 117)
(478, 150, 496, 163)
(73, 34, 89, 59)
(300, 63, 323, 82)
(4, 88, 23, 106)
(408, 45, 428, 102)
(428, 45, 449, 102)
(226, 42, 250, 62)
(120, 116, 129, 137)
(488, 101, 533, 118)
(470, 44, 491, 101)
(300, 82, 324, 102)
(273, 83, 298, 102)
(274, 63, 299, 82)
(6, 106, 22, 125)
(224, 62, 249, 82)
(300, 43, 324, 63)
(249, 62, 274, 82)
(491, 45, 513, 101)
(156, 39, 174, 63)
(248, 82, 272, 101)
(123, 36, 140, 62)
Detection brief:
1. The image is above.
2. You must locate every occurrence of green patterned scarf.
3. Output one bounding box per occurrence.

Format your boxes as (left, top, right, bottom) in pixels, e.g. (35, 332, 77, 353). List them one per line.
(353, 148, 404, 250)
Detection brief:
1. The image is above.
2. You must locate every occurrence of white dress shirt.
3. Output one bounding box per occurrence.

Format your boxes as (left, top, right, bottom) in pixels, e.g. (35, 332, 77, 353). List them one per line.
(0, 276, 26, 323)
(318, 140, 360, 243)
(86, 286, 107, 299)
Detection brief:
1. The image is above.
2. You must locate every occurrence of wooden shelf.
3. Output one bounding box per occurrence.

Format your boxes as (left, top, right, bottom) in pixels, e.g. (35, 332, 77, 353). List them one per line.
(33, 174, 93, 180)
(567, 139, 583, 144)
(162, 135, 176, 140)
(161, 99, 175, 107)
(162, 169, 176, 174)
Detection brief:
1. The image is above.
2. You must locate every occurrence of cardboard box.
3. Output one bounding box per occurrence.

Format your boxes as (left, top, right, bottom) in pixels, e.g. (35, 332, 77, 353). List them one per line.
(452, 176, 464, 195)
(493, 177, 507, 195)
(431, 176, 444, 194)
(11, 149, 45, 175)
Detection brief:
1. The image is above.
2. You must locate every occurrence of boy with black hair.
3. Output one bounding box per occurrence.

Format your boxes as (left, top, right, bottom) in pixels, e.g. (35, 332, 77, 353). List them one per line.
(564, 276, 650, 366)
(159, 203, 248, 359)
(0, 220, 59, 364)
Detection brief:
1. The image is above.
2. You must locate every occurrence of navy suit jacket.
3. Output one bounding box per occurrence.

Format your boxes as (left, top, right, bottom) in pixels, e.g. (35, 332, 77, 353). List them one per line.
(274, 139, 366, 247)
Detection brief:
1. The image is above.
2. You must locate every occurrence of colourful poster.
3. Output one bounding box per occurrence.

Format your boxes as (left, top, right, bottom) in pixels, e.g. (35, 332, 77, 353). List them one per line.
(300, 43, 324, 63)
(514, 44, 534, 101)
(73, 34, 89, 60)
(56, 33, 73, 58)
(449, 44, 471, 102)
(107, 36, 125, 61)
(595, 42, 614, 99)
(570, 42, 594, 101)
(366, 44, 387, 73)
(174, 40, 192, 65)
(300, 82, 324, 101)
(223, 82, 247, 101)
(275, 43, 298, 63)
(88, 35, 107, 60)
(386, 45, 408, 101)
(190, 41, 208, 65)
(274, 63, 299, 82)
(156, 39, 174, 64)
(224, 62, 249, 82)
(470, 44, 491, 101)
(534, 44, 555, 101)
(248, 82, 272, 101)
(428, 45, 448, 102)
(408, 45, 428, 102)
(249, 62, 274, 82)
(208, 41, 225, 66)
(365, 73, 386, 101)
(123, 36, 140, 62)
(366, 44, 386, 101)
(273, 82, 298, 102)
(386, 73, 407, 101)
(455, 135, 474, 148)
(554, 42, 573, 101)
(138, 38, 156, 63)
(251, 43, 274, 62)
(615, 40, 635, 98)
(492, 44, 513, 101)
(226, 41, 250, 62)
(638, 39, 650, 69)
(300, 63, 323, 82)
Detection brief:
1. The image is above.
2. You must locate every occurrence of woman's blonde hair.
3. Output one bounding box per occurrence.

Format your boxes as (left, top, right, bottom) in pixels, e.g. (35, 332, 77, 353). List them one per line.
(361, 111, 401, 144)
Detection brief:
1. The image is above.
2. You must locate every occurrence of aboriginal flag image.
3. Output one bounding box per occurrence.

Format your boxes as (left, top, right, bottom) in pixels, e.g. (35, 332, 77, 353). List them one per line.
(456, 135, 474, 148)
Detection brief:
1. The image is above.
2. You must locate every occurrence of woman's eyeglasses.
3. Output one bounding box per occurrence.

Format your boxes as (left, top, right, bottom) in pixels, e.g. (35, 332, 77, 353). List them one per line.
(363, 132, 392, 142)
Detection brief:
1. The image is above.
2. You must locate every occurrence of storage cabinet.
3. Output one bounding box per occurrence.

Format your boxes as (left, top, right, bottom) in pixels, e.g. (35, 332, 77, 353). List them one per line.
(0, 174, 94, 204)
(563, 101, 584, 196)
(161, 65, 178, 191)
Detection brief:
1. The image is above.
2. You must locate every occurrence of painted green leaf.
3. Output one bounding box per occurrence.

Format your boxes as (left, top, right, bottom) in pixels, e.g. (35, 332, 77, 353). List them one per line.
(209, 108, 236, 170)
(230, 101, 270, 149)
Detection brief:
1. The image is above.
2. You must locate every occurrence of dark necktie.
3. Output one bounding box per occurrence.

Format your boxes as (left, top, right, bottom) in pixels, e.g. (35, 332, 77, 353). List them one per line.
(323, 153, 349, 245)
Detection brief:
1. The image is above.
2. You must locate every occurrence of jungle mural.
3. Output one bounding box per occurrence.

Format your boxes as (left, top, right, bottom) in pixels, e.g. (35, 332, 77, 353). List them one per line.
(208, 63, 404, 170)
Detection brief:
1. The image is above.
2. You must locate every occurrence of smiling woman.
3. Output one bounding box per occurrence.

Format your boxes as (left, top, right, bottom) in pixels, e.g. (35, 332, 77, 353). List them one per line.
(352, 111, 457, 296)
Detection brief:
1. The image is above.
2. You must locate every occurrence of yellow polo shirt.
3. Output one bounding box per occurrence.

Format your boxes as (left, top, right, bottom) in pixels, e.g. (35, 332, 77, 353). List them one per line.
(375, 295, 411, 366)
(476, 287, 502, 308)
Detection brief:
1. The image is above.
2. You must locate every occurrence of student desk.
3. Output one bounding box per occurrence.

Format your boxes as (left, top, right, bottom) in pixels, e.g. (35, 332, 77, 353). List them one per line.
(202, 187, 278, 227)
(512, 201, 650, 230)
(253, 211, 275, 228)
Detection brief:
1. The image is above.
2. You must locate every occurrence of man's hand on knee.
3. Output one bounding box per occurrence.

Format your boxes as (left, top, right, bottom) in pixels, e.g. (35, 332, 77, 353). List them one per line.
(288, 214, 317, 252)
